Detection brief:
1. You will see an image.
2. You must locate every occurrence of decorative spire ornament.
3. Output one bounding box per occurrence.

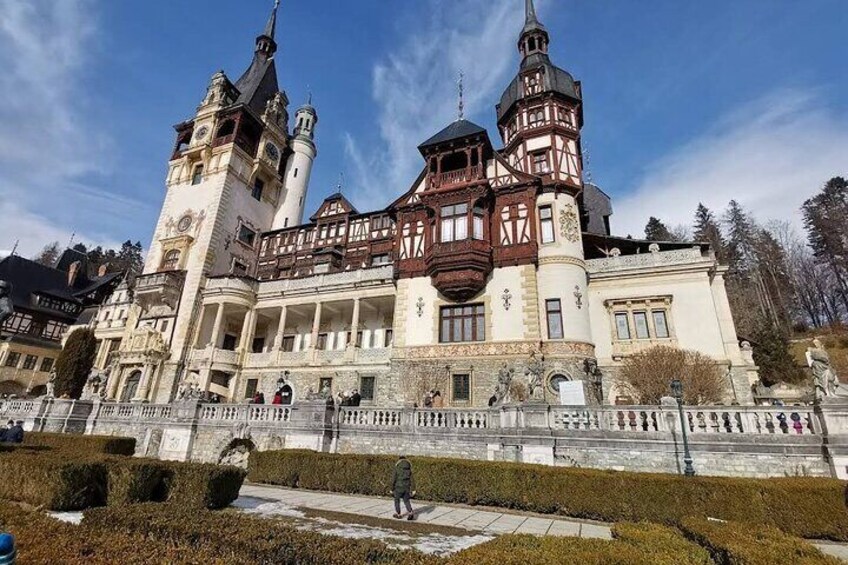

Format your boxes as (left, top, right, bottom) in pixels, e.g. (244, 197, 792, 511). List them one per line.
(457, 71, 465, 121)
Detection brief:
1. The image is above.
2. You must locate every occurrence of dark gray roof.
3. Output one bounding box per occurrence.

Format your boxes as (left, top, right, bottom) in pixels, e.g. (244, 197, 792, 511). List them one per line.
(522, 0, 547, 35)
(418, 119, 487, 151)
(234, 55, 280, 117)
(582, 183, 613, 236)
(497, 54, 580, 121)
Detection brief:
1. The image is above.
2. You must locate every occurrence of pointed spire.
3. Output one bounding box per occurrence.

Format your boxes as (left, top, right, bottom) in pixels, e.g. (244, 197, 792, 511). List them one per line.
(264, 0, 280, 40)
(523, 0, 547, 33)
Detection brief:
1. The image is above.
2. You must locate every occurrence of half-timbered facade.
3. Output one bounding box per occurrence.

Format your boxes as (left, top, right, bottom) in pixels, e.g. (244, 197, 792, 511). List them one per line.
(102, 0, 758, 407)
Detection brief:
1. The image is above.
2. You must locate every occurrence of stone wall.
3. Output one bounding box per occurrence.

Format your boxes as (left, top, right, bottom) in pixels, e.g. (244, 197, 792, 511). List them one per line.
(4, 398, 847, 480)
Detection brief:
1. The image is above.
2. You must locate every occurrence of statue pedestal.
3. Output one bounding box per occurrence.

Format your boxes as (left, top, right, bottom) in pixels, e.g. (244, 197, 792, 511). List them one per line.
(521, 401, 549, 428)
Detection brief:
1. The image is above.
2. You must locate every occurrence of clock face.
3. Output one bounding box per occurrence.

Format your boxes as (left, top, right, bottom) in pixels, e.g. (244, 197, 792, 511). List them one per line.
(264, 142, 279, 162)
(177, 215, 192, 233)
(195, 126, 209, 140)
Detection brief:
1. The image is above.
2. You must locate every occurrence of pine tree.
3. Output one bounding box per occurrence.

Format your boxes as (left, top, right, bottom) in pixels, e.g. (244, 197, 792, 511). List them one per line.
(32, 241, 61, 267)
(644, 217, 674, 241)
(55, 328, 97, 399)
(723, 200, 756, 273)
(693, 204, 727, 263)
(751, 319, 805, 386)
(802, 177, 848, 316)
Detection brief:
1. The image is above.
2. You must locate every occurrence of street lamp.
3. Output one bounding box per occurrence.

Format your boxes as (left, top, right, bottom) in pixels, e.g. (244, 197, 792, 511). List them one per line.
(670, 378, 696, 477)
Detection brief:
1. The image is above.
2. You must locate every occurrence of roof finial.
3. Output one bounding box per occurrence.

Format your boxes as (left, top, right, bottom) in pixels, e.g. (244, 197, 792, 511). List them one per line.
(525, 0, 539, 25)
(307, 87, 313, 106)
(337, 172, 345, 195)
(457, 71, 464, 121)
(264, 0, 280, 40)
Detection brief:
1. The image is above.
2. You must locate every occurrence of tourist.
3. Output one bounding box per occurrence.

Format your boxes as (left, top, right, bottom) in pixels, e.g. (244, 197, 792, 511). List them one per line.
(350, 389, 361, 406)
(488, 394, 497, 407)
(423, 391, 433, 408)
(391, 455, 415, 521)
(272, 389, 283, 404)
(6, 421, 23, 444)
(252, 391, 263, 404)
(432, 390, 443, 408)
(257, 392, 266, 404)
(0, 420, 12, 442)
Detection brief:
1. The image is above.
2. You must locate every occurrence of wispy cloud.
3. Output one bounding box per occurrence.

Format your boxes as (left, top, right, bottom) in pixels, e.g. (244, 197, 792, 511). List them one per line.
(0, 0, 140, 256)
(343, 0, 524, 208)
(612, 88, 848, 238)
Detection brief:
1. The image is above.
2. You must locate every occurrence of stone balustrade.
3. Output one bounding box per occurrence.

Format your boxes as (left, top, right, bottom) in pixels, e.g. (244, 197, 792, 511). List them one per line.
(3, 398, 848, 479)
(586, 247, 707, 274)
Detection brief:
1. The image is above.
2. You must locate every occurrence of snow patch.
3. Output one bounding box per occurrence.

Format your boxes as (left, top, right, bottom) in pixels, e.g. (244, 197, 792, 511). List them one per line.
(47, 511, 83, 525)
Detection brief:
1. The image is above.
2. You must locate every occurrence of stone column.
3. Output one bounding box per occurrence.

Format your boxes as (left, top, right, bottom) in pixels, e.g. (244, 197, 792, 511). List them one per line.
(191, 303, 207, 348)
(310, 302, 322, 350)
(273, 306, 288, 351)
(209, 303, 225, 348)
(133, 362, 155, 403)
(106, 366, 122, 400)
(238, 309, 256, 352)
(348, 298, 360, 348)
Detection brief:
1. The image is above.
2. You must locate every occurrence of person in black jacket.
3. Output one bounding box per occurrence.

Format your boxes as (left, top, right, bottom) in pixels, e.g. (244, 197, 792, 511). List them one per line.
(0, 420, 11, 442)
(391, 455, 415, 520)
(5, 421, 23, 444)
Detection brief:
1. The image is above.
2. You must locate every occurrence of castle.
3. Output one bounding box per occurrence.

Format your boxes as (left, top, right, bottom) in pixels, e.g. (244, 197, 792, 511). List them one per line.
(83, 0, 757, 408)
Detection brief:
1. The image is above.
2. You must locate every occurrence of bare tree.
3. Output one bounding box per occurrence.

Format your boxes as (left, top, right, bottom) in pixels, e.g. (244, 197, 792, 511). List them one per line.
(403, 363, 449, 406)
(617, 346, 727, 405)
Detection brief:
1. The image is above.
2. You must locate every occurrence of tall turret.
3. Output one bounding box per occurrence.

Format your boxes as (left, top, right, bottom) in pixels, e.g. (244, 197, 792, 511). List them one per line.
(273, 99, 318, 229)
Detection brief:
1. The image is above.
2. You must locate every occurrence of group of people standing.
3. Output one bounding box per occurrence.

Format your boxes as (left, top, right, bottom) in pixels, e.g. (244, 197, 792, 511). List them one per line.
(0, 420, 23, 443)
(422, 390, 443, 408)
(336, 390, 362, 407)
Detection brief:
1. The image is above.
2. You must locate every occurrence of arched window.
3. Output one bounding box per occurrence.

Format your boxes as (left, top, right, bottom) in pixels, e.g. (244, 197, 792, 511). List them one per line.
(161, 249, 180, 271)
(528, 109, 545, 127)
(528, 37, 537, 52)
(191, 165, 203, 185)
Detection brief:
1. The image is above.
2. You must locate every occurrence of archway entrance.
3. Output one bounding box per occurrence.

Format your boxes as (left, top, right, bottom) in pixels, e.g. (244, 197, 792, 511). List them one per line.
(280, 384, 293, 405)
(121, 370, 142, 402)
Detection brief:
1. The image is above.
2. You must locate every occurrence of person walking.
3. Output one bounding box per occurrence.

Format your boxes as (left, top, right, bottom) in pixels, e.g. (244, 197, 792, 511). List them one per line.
(391, 455, 415, 520)
(0, 420, 11, 442)
(432, 390, 443, 408)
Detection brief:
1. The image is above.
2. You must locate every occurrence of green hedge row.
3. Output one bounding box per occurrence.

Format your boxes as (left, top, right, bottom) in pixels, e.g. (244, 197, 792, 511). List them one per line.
(84, 503, 439, 565)
(0, 452, 245, 510)
(248, 450, 848, 540)
(23, 431, 136, 456)
(0, 500, 244, 565)
(679, 517, 840, 564)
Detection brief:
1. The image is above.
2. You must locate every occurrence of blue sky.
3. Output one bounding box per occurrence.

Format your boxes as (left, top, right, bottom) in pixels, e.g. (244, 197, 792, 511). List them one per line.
(1, 0, 846, 256)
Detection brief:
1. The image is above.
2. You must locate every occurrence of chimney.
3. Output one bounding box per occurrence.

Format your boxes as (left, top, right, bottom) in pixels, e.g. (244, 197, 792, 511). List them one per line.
(98, 263, 109, 277)
(68, 261, 81, 286)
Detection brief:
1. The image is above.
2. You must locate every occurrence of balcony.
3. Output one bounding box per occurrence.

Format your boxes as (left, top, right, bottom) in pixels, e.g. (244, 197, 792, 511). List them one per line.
(190, 346, 241, 372)
(135, 270, 186, 315)
(429, 164, 484, 190)
(425, 239, 493, 301)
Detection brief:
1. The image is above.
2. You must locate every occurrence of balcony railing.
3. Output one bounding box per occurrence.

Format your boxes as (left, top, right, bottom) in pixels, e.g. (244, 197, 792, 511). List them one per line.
(430, 164, 484, 189)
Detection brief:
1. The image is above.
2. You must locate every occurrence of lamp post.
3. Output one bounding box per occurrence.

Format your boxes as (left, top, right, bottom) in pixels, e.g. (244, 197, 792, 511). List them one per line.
(670, 378, 695, 477)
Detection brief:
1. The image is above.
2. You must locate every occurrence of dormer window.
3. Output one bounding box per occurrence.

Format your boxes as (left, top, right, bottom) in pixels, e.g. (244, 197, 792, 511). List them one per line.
(191, 165, 203, 185)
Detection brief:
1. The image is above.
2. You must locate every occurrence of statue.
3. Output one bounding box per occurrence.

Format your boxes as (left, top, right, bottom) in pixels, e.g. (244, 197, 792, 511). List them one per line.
(304, 386, 317, 401)
(84, 368, 103, 400)
(494, 363, 514, 404)
(583, 358, 604, 405)
(806, 339, 846, 399)
(45, 370, 56, 398)
(0, 280, 13, 330)
(525, 349, 546, 402)
(319, 382, 331, 400)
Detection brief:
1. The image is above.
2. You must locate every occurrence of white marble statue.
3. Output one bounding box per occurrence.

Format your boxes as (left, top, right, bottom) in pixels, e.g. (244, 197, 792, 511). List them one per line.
(807, 339, 846, 399)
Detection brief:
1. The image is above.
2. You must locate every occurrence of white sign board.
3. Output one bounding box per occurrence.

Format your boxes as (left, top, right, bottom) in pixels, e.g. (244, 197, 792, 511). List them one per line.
(558, 381, 587, 406)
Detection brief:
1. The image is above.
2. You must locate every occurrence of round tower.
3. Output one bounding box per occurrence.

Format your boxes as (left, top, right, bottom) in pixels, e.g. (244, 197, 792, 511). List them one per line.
(272, 102, 318, 229)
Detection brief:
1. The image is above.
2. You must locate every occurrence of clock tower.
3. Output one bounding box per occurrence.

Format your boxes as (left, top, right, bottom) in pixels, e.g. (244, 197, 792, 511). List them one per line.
(129, 1, 317, 403)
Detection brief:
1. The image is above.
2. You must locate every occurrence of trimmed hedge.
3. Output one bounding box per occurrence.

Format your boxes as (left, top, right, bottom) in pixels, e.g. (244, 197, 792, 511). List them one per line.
(679, 517, 841, 564)
(0, 451, 245, 510)
(248, 450, 848, 540)
(0, 452, 107, 510)
(23, 432, 136, 456)
(84, 503, 439, 565)
(0, 500, 246, 565)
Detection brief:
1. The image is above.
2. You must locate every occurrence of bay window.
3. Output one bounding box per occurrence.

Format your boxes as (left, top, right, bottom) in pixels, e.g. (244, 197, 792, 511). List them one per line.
(440, 204, 468, 242)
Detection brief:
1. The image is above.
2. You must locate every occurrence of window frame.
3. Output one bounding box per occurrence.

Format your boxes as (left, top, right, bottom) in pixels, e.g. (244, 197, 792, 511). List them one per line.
(531, 150, 550, 174)
(440, 203, 469, 243)
(545, 299, 564, 340)
(4, 352, 20, 368)
(451, 373, 471, 403)
(251, 178, 265, 201)
(359, 376, 376, 402)
(39, 357, 54, 373)
(22, 354, 38, 371)
(237, 224, 257, 248)
(439, 304, 485, 343)
(191, 164, 203, 185)
(539, 205, 555, 244)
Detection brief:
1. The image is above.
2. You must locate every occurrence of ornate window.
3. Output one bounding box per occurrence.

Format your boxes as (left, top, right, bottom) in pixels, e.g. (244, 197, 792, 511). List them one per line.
(161, 249, 180, 271)
(451, 373, 471, 402)
(546, 299, 564, 339)
(440, 204, 468, 243)
(440, 304, 485, 343)
(531, 150, 550, 174)
(528, 108, 545, 127)
(606, 297, 675, 355)
(237, 224, 257, 247)
(191, 165, 203, 185)
(539, 205, 555, 243)
(472, 206, 485, 240)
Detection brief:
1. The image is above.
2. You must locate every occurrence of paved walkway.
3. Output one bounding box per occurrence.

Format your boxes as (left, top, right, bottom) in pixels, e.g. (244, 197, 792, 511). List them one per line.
(239, 483, 612, 539)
